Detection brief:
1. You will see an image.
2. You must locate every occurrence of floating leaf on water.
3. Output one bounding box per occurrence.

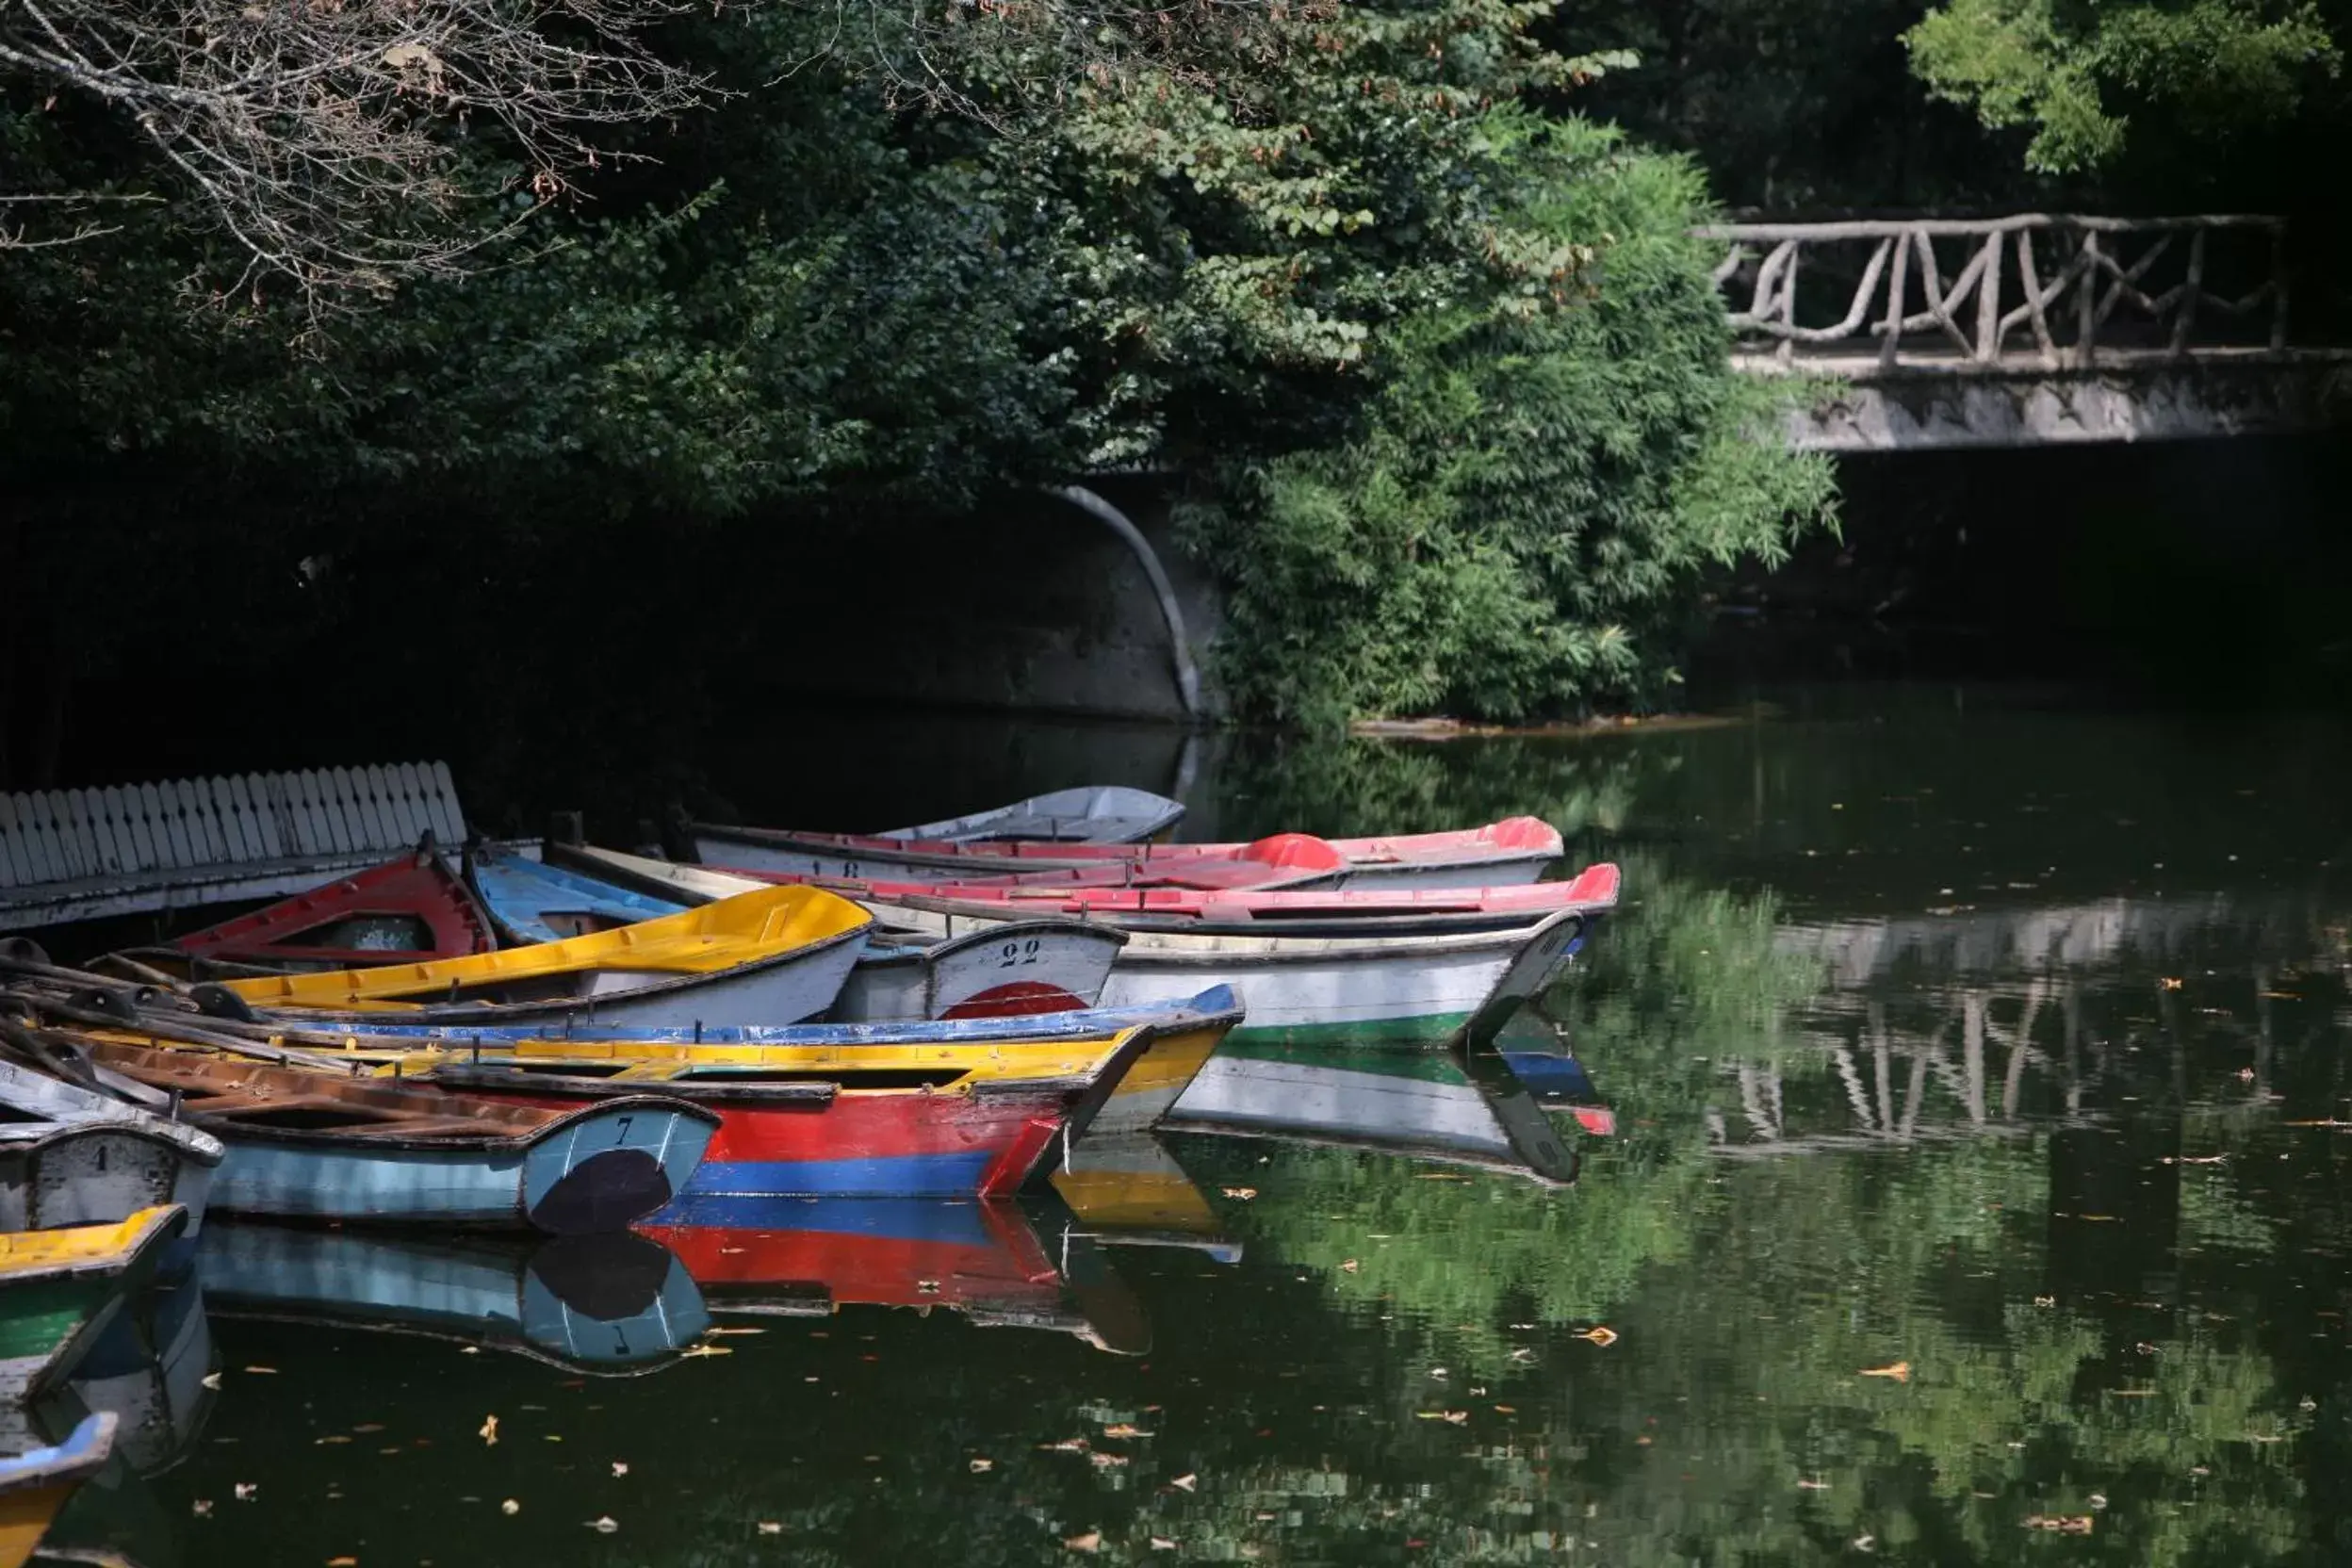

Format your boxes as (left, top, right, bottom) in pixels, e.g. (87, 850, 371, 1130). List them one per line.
(2024, 1515, 2094, 1533)
(317, 1436, 351, 1446)
(680, 1344, 733, 1358)
(1101, 1424, 1150, 1439)
(1220, 1187, 1257, 1200)
(459, 1346, 480, 1355)
(1151, 1538, 1178, 1550)
(1090, 1452, 1130, 1469)
(1859, 1362, 1912, 1382)
(1798, 1479, 1829, 1491)
(479, 1416, 498, 1446)
(244, 1366, 278, 1375)
(758, 1521, 783, 1534)
(970, 1458, 994, 1473)
(1043, 1438, 1090, 1453)
(1065, 1531, 1102, 1552)
(328, 1558, 358, 1566)
(501, 1499, 520, 1516)
(587, 1515, 618, 1534)
(1494, 1405, 1517, 1414)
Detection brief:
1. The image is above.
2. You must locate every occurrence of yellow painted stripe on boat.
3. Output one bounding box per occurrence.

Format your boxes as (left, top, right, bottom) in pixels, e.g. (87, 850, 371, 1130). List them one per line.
(330, 1025, 1152, 1088)
(223, 885, 872, 1008)
(0, 1205, 181, 1277)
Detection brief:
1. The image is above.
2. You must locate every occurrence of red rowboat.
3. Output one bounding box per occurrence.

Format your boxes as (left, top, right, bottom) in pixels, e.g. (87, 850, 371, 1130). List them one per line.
(725, 860, 1623, 937)
(142, 842, 495, 973)
(691, 816, 1565, 892)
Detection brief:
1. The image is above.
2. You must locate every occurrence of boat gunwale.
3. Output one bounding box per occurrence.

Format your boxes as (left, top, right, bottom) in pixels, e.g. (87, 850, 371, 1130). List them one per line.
(79, 1039, 723, 1154)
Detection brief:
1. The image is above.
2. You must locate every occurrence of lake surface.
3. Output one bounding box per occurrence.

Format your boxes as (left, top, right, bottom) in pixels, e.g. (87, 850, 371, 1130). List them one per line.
(34, 684, 2352, 1567)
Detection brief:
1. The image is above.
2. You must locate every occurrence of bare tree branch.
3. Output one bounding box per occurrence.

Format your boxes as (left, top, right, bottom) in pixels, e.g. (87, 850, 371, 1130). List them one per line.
(1, 0, 712, 304)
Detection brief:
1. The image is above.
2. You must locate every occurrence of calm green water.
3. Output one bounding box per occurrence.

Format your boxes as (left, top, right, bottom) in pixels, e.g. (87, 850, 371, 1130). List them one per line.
(38, 686, 2352, 1567)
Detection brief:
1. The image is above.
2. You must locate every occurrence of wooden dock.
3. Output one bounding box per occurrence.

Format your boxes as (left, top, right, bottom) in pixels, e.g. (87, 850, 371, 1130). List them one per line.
(0, 762, 467, 929)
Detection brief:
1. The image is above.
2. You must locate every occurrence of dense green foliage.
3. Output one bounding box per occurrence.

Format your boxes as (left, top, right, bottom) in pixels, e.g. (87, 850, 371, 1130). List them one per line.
(1904, 0, 2343, 172)
(1, 0, 1839, 742)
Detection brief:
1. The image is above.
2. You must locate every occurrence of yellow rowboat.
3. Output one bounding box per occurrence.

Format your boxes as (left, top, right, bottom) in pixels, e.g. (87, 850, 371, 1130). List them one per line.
(0, 1411, 117, 1568)
(209, 886, 873, 1030)
(0, 1207, 188, 1405)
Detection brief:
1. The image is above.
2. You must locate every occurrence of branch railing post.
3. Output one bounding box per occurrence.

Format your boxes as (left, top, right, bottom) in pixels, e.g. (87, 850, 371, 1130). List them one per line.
(1880, 227, 1909, 370)
(1692, 213, 2294, 373)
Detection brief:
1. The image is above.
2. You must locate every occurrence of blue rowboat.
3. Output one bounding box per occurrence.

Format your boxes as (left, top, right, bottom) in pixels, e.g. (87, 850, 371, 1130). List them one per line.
(466, 851, 686, 946)
(197, 1222, 710, 1372)
(0, 1053, 223, 1234)
(79, 1038, 719, 1234)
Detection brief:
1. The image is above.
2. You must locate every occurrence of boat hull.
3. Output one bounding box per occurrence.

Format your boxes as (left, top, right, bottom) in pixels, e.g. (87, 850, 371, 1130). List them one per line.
(877, 787, 1184, 845)
(1099, 911, 1589, 1050)
(0, 1206, 187, 1404)
(830, 922, 1125, 1022)
(205, 1101, 715, 1234)
(475, 1086, 1072, 1201)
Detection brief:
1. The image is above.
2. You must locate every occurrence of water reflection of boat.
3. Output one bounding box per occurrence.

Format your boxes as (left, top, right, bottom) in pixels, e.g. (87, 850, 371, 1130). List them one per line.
(1049, 1136, 1241, 1264)
(1167, 1043, 1581, 1184)
(641, 1196, 1151, 1354)
(196, 1223, 710, 1373)
(61, 1274, 211, 1476)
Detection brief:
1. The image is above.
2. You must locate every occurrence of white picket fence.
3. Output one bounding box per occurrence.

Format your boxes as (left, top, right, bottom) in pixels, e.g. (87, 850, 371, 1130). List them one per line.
(0, 761, 468, 929)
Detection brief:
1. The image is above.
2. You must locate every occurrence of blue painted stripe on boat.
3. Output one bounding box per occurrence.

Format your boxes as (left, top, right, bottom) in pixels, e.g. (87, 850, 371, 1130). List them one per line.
(678, 1152, 999, 1200)
(644, 1195, 1001, 1245)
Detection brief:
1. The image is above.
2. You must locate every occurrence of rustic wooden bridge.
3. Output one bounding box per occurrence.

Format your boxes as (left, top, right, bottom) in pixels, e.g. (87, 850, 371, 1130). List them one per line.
(1700, 214, 2351, 449)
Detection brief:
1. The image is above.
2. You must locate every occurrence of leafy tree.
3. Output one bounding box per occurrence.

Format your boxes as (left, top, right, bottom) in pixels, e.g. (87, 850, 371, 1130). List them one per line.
(1903, 0, 2343, 173)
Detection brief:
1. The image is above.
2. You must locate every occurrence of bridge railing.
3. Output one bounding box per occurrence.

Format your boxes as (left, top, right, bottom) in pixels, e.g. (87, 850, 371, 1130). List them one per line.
(1694, 215, 2289, 373)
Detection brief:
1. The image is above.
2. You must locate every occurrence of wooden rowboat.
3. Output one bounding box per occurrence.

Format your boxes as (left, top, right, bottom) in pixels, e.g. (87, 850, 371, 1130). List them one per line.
(570, 847, 1597, 1051)
(0, 1412, 116, 1568)
(465, 850, 689, 946)
(469, 849, 1127, 1021)
(211, 885, 873, 1030)
(875, 788, 1185, 845)
(717, 860, 1624, 939)
(409, 1024, 1156, 1200)
(62, 1037, 720, 1233)
(639, 1197, 1150, 1353)
(129, 841, 496, 975)
(0, 1207, 187, 1407)
(185, 985, 1244, 1140)
(0, 1055, 222, 1234)
(691, 815, 1564, 891)
(196, 1222, 711, 1373)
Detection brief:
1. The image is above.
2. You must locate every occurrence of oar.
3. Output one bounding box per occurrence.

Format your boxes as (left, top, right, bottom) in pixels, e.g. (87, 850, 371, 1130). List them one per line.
(23, 990, 373, 1075)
